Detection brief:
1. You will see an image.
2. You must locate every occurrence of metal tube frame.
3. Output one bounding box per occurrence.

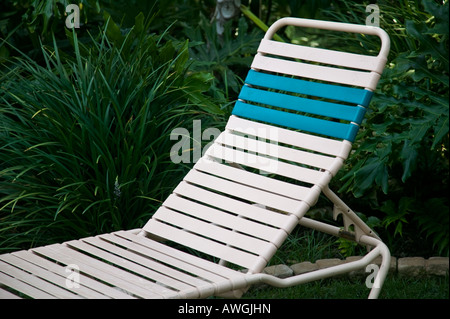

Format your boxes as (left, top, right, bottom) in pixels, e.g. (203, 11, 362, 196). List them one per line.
(219, 17, 391, 299)
(264, 17, 390, 59)
(243, 185, 391, 299)
(245, 234, 389, 299)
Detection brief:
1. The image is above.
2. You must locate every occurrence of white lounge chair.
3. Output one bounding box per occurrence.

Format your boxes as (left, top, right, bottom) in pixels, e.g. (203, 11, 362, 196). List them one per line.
(0, 17, 391, 299)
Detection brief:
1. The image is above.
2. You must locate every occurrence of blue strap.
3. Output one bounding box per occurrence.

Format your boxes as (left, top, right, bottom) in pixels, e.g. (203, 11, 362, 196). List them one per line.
(245, 70, 373, 106)
(232, 101, 360, 141)
(239, 85, 367, 124)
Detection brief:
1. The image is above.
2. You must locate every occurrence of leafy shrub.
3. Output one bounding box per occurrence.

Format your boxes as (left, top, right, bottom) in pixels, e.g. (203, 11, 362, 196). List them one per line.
(326, 0, 449, 256)
(0, 13, 222, 252)
(0, 0, 105, 62)
(184, 13, 263, 103)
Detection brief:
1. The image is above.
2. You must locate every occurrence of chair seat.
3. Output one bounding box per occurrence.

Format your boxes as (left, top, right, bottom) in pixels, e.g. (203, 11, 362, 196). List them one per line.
(0, 229, 248, 299)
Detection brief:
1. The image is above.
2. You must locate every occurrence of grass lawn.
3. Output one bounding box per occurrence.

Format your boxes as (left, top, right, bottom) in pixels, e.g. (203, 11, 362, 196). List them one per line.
(243, 275, 449, 299)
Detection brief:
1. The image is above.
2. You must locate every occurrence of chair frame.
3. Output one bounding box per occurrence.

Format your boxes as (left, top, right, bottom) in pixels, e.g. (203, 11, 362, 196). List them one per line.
(216, 17, 391, 299)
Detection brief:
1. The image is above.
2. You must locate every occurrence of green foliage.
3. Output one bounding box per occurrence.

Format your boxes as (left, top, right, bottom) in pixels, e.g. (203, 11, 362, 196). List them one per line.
(244, 275, 449, 299)
(337, 213, 383, 257)
(184, 13, 263, 104)
(269, 228, 338, 266)
(0, 12, 220, 252)
(328, 0, 449, 256)
(0, 0, 102, 61)
(242, 0, 334, 24)
(377, 195, 449, 255)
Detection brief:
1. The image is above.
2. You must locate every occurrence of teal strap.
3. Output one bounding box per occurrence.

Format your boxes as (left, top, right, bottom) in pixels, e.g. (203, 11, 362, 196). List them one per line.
(232, 101, 360, 141)
(239, 85, 367, 124)
(232, 70, 373, 142)
(245, 70, 373, 106)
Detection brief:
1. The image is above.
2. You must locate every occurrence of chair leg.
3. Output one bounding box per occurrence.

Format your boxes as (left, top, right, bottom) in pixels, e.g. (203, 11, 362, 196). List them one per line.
(359, 235, 391, 299)
(322, 186, 392, 298)
(245, 235, 390, 299)
(297, 184, 392, 298)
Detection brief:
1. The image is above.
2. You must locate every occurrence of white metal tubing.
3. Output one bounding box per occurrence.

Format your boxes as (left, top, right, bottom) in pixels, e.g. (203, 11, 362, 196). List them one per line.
(298, 216, 341, 237)
(243, 234, 390, 299)
(264, 17, 390, 59)
(361, 235, 391, 299)
(245, 240, 381, 286)
(322, 185, 381, 241)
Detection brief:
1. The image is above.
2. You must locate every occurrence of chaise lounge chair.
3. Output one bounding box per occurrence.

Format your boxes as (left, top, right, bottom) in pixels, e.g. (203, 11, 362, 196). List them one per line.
(0, 17, 390, 299)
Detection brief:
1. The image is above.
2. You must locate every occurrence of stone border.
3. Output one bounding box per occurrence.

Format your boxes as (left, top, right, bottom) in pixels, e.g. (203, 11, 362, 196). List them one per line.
(263, 256, 449, 279)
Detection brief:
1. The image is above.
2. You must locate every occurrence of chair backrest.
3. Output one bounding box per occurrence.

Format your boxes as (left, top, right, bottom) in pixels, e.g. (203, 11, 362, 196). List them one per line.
(233, 17, 390, 143)
(143, 18, 390, 274)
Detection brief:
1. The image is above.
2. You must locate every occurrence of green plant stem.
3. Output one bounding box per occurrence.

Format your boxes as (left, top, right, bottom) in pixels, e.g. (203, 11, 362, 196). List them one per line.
(240, 5, 284, 42)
